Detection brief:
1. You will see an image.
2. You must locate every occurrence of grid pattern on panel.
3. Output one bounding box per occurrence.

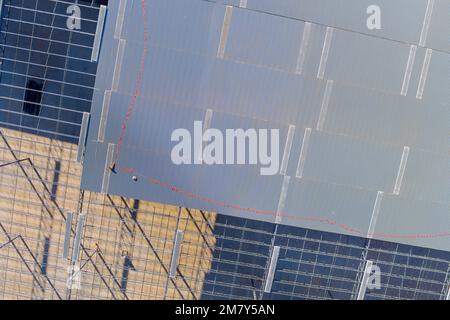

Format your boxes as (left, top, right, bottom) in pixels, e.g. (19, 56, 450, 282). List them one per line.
(0, 0, 101, 143)
(202, 215, 450, 300)
(269, 226, 365, 300)
(364, 240, 450, 300)
(202, 216, 274, 300)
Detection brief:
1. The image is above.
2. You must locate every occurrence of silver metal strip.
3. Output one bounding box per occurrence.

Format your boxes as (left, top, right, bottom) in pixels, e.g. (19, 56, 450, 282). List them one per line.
(76, 112, 90, 163)
(296, 128, 312, 179)
(296, 22, 312, 75)
(357, 260, 374, 300)
(401, 45, 417, 96)
(217, 6, 233, 59)
(169, 230, 184, 279)
(204, 109, 213, 133)
(419, 0, 435, 47)
(393, 146, 410, 195)
(114, 0, 127, 39)
(198, 109, 213, 163)
(111, 39, 126, 92)
(416, 49, 432, 99)
(62, 211, 73, 260)
(239, 0, 247, 9)
(446, 284, 450, 300)
(367, 191, 383, 239)
(101, 143, 116, 194)
(264, 246, 280, 293)
(279, 125, 295, 175)
(71, 214, 85, 262)
(317, 27, 333, 79)
(91, 5, 107, 62)
(275, 176, 290, 224)
(98, 90, 112, 142)
(316, 80, 334, 131)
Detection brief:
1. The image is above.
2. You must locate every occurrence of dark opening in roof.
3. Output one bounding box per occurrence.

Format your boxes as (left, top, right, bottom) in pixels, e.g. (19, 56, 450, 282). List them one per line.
(23, 79, 43, 116)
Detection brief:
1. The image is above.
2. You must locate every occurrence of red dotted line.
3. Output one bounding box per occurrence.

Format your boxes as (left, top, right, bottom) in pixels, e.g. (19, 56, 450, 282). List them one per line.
(114, 0, 149, 164)
(113, 1, 450, 241)
(119, 165, 450, 240)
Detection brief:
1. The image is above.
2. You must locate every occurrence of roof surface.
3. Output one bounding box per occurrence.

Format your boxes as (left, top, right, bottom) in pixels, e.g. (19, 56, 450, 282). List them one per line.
(82, 0, 450, 251)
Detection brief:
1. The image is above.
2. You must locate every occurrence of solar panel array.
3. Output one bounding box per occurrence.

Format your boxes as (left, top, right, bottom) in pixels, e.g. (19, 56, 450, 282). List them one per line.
(203, 215, 450, 300)
(0, 0, 102, 142)
(0, 0, 449, 300)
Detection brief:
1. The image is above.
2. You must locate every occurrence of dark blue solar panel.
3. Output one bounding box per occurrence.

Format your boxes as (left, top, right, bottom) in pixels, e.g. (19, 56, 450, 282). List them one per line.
(0, 0, 103, 142)
(202, 214, 450, 300)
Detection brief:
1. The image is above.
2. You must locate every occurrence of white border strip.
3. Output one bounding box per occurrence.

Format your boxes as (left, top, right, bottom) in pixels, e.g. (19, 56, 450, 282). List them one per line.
(393, 146, 410, 195)
(72, 214, 85, 262)
(416, 49, 432, 99)
(198, 109, 213, 163)
(204, 109, 213, 133)
(296, 128, 312, 179)
(76, 112, 90, 163)
(114, 0, 127, 39)
(0, 0, 4, 18)
(367, 191, 383, 239)
(264, 246, 280, 293)
(111, 39, 126, 92)
(275, 176, 290, 224)
(98, 90, 112, 142)
(296, 22, 312, 75)
(101, 143, 116, 194)
(279, 125, 295, 175)
(62, 211, 73, 260)
(419, 0, 435, 47)
(169, 230, 184, 279)
(401, 45, 417, 96)
(217, 6, 233, 59)
(317, 27, 334, 79)
(316, 80, 334, 131)
(357, 260, 374, 300)
(91, 5, 107, 62)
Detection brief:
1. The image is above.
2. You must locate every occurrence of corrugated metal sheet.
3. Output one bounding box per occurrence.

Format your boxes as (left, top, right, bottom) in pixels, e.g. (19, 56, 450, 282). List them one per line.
(82, 0, 450, 250)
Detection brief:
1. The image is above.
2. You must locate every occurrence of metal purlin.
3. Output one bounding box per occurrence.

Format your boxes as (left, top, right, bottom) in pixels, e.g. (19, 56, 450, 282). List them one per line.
(0, 131, 127, 300)
(0, 223, 62, 299)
